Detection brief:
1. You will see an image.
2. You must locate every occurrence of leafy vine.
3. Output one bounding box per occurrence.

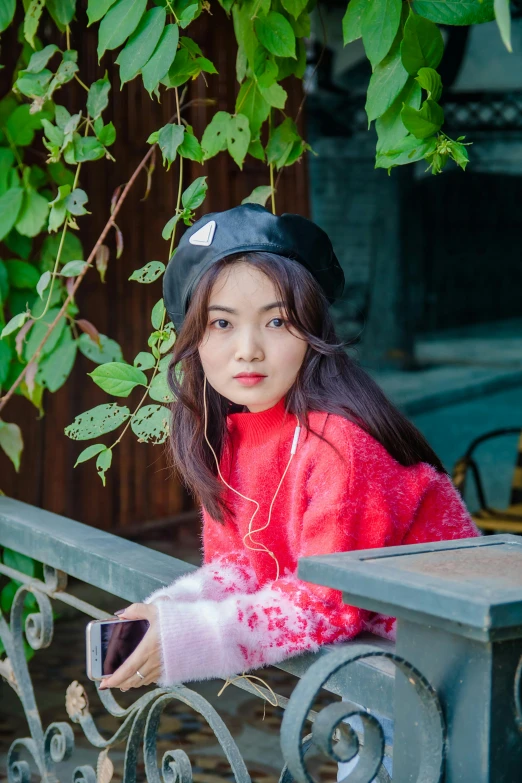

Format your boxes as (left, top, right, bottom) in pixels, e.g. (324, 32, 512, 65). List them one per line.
(0, 0, 513, 487)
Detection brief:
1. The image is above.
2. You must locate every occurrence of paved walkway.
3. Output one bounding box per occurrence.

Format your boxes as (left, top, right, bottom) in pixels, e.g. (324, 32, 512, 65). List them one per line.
(369, 319, 522, 510)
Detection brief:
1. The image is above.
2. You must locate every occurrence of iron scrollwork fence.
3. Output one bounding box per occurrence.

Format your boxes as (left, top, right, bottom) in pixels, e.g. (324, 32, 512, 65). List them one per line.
(0, 497, 450, 782)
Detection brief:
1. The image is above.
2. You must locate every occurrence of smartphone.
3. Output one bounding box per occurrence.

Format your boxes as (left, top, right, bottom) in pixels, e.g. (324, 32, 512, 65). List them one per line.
(86, 618, 150, 681)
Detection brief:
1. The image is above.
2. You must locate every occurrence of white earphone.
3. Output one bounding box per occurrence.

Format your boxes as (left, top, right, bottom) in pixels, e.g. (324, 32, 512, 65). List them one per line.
(202, 376, 300, 581)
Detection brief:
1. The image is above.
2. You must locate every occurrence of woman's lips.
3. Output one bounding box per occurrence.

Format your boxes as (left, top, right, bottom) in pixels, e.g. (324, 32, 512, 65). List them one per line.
(234, 375, 266, 386)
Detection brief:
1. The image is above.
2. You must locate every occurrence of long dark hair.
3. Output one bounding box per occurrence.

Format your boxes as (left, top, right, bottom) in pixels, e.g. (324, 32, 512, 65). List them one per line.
(166, 251, 445, 522)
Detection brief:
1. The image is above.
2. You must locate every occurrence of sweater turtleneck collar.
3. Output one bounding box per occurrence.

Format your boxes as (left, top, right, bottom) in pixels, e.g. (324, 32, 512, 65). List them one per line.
(227, 397, 291, 446)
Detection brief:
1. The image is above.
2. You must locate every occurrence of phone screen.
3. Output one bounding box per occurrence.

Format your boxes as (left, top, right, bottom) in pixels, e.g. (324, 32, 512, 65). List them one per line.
(100, 619, 150, 675)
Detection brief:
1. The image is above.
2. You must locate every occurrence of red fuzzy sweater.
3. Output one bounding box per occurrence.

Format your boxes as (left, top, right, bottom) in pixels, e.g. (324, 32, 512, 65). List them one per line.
(146, 398, 479, 686)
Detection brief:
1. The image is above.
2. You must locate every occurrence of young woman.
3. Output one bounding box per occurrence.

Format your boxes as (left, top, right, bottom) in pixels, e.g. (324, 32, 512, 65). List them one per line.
(100, 204, 478, 770)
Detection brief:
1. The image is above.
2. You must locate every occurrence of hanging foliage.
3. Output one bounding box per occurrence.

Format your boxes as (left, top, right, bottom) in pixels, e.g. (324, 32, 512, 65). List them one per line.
(0, 0, 513, 486)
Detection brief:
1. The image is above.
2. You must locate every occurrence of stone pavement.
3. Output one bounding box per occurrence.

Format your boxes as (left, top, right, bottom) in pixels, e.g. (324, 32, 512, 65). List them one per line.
(370, 318, 522, 510)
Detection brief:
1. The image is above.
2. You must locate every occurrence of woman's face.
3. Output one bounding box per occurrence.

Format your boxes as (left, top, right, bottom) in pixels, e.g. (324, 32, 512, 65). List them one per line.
(198, 263, 308, 412)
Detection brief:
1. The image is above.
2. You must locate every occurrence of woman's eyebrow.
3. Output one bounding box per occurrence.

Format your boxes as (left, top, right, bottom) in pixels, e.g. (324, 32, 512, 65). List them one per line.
(207, 301, 285, 314)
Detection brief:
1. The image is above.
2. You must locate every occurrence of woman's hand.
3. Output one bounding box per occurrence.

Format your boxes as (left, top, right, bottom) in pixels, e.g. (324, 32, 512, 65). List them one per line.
(99, 603, 162, 691)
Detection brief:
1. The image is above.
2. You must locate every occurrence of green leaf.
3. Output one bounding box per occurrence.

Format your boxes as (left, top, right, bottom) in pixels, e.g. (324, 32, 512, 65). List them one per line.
(241, 185, 273, 206)
(66, 188, 89, 216)
(87, 74, 111, 119)
(401, 98, 444, 138)
(162, 213, 181, 240)
(0, 0, 16, 33)
(36, 326, 77, 392)
(5, 105, 43, 146)
(16, 70, 53, 99)
(157, 123, 185, 170)
(36, 271, 51, 299)
(179, 127, 203, 163)
(1, 313, 29, 339)
(0, 420, 23, 471)
(375, 134, 437, 169)
(89, 361, 148, 396)
(342, 0, 367, 45)
(24, 0, 46, 48)
(151, 298, 166, 329)
(65, 403, 131, 440)
(60, 260, 88, 276)
(411, 0, 494, 24)
(74, 442, 107, 467)
(46, 0, 77, 25)
(376, 78, 422, 152)
(116, 6, 166, 85)
(149, 371, 175, 402)
(97, 0, 148, 61)
(48, 184, 71, 233)
(361, 0, 402, 68)
(134, 351, 156, 370)
(255, 12, 296, 59)
(15, 188, 49, 237)
(131, 403, 171, 443)
(78, 333, 123, 364)
(25, 44, 60, 73)
(227, 114, 251, 169)
(4, 259, 40, 289)
(266, 117, 300, 168)
(365, 39, 409, 123)
(0, 188, 24, 241)
(182, 176, 208, 210)
(24, 307, 67, 361)
(416, 66, 442, 102)
(93, 118, 114, 146)
(129, 261, 165, 283)
(87, 0, 118, 25)
(281, 0, 307, 19)
(2, 548, 34, 576)
(232, 2, 257, 69)
(158, 353, 171, 372)
(0, 259, 9, 303)
(159, 325, 176, 354)
(448, 139, 470, 170)
(0, 347, 12, 392)
(201, 111, 231, 159)
(401, 10, 444, 75)
(494, 0, 511, 51)
(42, 119, 65, 147)
(178, 2, 198, 27)
(73, 135, 105, 162)
(253, 48, 278, 88)
(96, 447, 112, 486)
(258, 82, 287, 109)
(142, 23, 179, 94)
(235, 78, 270, 137)
(161, 47, 199, 87)
(0, 582, 18, 614)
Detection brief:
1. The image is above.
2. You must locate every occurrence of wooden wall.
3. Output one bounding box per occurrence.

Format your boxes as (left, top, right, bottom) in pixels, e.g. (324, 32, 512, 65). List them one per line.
(1, 2, 310, 533)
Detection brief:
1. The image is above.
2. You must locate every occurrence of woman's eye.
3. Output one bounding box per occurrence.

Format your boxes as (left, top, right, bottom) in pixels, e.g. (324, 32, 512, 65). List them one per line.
(268, 317, 286, 328)
(211, 319, 230, 329)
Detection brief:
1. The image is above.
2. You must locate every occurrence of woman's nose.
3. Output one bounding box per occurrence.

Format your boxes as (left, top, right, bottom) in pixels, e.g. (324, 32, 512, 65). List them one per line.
(234, 328, 264, 362)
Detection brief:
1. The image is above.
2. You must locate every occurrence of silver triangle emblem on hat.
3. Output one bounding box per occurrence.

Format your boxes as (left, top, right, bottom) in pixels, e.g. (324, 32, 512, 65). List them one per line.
(189, 220, 216, 247)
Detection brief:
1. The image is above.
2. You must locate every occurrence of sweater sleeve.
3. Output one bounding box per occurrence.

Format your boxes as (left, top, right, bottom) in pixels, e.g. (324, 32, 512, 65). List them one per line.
(144, 550, 258, 604)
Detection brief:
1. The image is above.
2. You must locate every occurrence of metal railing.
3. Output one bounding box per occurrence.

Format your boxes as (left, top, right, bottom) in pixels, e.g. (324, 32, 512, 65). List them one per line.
(4, 495, 504, 782)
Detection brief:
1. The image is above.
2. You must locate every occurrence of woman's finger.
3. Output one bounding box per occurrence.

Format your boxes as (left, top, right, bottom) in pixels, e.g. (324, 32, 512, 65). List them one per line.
(100, 635, 153, 688)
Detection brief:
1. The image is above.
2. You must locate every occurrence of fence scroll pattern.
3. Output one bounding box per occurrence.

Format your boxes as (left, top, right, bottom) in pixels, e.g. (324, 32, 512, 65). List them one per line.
(0, 554, 446, 782)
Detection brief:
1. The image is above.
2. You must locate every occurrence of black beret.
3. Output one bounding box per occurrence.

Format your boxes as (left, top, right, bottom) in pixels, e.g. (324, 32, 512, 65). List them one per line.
(163, 203, 344, 330)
